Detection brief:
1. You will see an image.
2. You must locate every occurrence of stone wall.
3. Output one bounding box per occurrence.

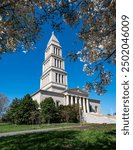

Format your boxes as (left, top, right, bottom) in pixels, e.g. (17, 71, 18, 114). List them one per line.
(83, 113, 116, 124)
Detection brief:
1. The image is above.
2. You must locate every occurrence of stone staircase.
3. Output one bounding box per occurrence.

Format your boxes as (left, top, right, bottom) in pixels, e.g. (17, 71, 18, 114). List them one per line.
(83, 113, 116, 124)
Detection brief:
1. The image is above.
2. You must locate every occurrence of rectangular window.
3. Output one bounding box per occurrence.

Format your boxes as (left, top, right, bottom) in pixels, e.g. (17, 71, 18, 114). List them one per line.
(89, 104, 92, 112)
(56, 48, 57, 55)
(77, 98, 79, 104)
(55, 59, 56, 67)
(56, 101, 59, 107)
(95, 106, 98, 113)
(59, 74, 60, 83)
(60, 61, 61, 68)
(62, 75, 63, 83)
(56, 73, 57, 82)
(57, 60, 59, 68)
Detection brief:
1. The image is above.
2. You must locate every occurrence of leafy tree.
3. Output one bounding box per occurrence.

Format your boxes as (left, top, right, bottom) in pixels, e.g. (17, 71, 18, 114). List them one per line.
(29, 110, 40, 125)
(0, 93, 9, 118)
(58, 105, 70, 122)
(0, 0, 115, 95)
(58, 104, 79, 123)
(6, 94, 39, 124)
(40, 97, 59, 123)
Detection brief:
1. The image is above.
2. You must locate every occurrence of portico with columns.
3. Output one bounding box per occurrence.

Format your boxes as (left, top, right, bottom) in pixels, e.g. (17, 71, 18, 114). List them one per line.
(32, 32, 101, 122)
(63, 88, 93, 113)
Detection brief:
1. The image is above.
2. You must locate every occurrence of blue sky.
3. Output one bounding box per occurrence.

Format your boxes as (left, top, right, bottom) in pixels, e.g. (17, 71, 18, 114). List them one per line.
(0, 25, 116, 115)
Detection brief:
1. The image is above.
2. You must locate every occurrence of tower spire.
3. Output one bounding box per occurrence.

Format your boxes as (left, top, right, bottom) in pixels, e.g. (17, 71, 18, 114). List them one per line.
(40, 32, 68, 92)
(47, 31, 61, 48)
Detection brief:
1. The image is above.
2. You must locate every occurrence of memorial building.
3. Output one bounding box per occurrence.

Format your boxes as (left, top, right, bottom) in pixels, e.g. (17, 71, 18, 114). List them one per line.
(32, 32, 101, 122)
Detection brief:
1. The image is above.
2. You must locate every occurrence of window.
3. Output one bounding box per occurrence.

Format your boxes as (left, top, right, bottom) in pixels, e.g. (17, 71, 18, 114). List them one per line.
(56, 48, 58, 55)
(62, 75, 63, 83)
(55, 73, 57, 82)
(95, 106, 98, 113)
(57, 60, 59, 68)
(56, 101, 59, 107)
(55, 59, 56, 67)
(77, 98, 79, 104)
(89, 104, 92, 112)
(59, 74, 60, 83)
(60, 61, 62, 68)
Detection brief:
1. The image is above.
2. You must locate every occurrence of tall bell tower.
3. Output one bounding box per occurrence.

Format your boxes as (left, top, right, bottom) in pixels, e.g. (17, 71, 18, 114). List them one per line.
(40, 32, 68, 93)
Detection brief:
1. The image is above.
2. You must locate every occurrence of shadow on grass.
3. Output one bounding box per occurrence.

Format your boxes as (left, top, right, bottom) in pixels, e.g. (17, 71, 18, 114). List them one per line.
(0, 129, 116, 150)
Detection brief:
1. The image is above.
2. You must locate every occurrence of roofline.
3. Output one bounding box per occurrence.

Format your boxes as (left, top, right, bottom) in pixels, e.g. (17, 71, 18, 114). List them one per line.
(89, 99, 100, 103)
(31, 89, 41, 97)
(31, 89, 64, 97)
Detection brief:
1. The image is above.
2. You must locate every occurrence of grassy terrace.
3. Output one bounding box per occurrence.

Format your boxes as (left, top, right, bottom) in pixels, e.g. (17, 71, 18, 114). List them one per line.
(0, 123, 116, 150)
(0, 123, 80, 133)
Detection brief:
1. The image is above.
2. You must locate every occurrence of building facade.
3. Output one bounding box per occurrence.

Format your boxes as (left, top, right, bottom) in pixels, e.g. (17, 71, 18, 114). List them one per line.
(32, 32, 102, 122)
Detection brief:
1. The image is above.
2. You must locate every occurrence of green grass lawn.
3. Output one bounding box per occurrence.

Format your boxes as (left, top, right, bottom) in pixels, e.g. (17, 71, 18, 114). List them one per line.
(0, 124, 116, 150)
(0, 122, 80, 133)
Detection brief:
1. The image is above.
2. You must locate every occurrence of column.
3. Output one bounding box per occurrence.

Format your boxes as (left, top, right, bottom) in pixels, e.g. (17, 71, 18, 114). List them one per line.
(75, 96, 77, 104)
(57, 73, 59, 83)
(84, 98, 87, 113)
(71, 96, 73, 105)
(79, 97, 81, 108)
(66, 95, 69, 105)
(83, 98, 86, 113)
(86, 99, 90, 113)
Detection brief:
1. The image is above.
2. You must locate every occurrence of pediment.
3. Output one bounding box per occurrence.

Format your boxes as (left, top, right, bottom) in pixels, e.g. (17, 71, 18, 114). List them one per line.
(64, 88, 88, 97)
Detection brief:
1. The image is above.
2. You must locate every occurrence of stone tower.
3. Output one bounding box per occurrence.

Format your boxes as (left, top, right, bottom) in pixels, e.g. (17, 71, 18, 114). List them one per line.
(40, 32, 68, 93)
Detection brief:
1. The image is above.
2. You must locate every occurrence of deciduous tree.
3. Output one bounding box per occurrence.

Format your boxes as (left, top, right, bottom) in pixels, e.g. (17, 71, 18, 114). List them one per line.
(0, 0, 116, 95)
(0, 93, 9, 118)
(58, 104, 79, 123)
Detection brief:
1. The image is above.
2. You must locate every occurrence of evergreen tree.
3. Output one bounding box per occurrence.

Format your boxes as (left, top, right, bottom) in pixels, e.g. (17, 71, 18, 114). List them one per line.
(40, 97, 59, 123)
(6, 94, 39, 124)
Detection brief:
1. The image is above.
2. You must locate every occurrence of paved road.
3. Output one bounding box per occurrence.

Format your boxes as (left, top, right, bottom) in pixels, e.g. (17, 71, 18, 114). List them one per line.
(0, 126, 80, 138)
